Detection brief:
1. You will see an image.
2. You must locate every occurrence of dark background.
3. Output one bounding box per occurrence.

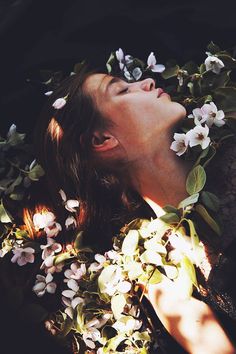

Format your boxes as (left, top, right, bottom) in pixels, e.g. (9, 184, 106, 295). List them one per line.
(0, 0, 236, 136)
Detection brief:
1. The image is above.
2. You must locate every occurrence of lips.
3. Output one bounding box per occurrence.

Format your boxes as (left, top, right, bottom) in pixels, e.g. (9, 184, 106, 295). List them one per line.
(157, 88, 164, 97)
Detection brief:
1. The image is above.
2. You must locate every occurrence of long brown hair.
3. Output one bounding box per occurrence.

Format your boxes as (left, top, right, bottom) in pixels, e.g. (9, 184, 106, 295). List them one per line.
(35, 67, 151, 250)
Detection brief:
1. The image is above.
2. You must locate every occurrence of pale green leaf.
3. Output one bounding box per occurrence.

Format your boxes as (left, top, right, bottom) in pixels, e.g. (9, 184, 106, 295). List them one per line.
(160, 212, 179, 223)
(148, 268, 163, 284)
(0, 201, 13, 223)
(161, 65, 179, 79)
(186, 165, 206, 195)
(28, 164, 45, 181)
(178, 193, 199, 209)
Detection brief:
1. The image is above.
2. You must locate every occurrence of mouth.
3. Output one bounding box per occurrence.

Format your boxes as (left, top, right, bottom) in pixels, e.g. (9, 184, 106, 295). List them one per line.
(157, 88, 170, 99)
(157, 88, 164, 98)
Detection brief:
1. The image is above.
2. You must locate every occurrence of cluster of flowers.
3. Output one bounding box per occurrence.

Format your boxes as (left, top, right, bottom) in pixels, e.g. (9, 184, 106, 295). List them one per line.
(0, 185, 202, 352)
(170, 102, 225, 156)
(115, 48, 165, 81)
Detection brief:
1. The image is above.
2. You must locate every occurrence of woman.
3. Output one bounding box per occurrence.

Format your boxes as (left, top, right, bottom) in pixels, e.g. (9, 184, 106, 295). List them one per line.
(37, 67, 236, 353)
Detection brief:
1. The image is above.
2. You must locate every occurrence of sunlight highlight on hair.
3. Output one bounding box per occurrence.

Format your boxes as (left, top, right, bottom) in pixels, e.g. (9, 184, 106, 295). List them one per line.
(47, 117, 64, 142)
(23, 205, 50, 239)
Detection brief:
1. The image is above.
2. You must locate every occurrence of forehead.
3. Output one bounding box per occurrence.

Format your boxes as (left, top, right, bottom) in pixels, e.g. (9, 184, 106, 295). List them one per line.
(83, 73, 110, 99)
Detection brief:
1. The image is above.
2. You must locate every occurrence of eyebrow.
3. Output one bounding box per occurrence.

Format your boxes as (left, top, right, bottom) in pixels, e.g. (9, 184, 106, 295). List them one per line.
(105, 77, 123, 93)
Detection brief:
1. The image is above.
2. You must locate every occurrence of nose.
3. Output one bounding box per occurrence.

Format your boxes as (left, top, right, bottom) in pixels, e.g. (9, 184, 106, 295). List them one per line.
(140, 78, 156, 91)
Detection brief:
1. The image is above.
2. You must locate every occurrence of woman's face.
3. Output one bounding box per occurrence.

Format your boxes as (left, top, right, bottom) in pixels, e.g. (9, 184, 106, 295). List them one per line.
(84, 74, 186, 158)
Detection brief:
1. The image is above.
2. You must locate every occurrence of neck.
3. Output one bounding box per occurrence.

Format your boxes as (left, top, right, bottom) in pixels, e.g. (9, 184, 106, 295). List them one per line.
(129, 134, 191, 216)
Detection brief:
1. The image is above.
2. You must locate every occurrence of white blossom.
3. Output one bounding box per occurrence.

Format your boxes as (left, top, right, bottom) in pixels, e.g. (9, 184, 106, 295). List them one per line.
(105, 250, 121, 262)
(99, 265, 131, 296)
(188, 108, 206, 126)
(33, 273, 57, 297)
(59, 189, 79, 212)
(112, 315, 142, 335)
(201, 102, 225, 127)
(7, 124, 16, 138)
(124, 67, 132, 80)
(40, 254, 64, 274)
(186, 125, 211, 149)
(115, 48, 133, 70)
(89, 254, 107, 272)
(62, 278, 80, 300)
(52, 97, 67, 109)
(62, 295, 84, 319)
(44, 222, 62, 237)
(65, 216, 77, 229)
(40, 238, 62, 260)
(82, 315, 110, 349)
(205, 55, 224, 74)
(33, 211, 55, 230)
(11, 247, 35, 266)
(147, 52, 165, 73)
(64, 262, 86, 281)
(170, 133, 189, 156)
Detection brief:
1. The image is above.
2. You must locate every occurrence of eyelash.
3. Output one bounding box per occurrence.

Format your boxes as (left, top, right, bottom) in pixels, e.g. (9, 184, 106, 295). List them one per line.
(119, 87, 129, 94)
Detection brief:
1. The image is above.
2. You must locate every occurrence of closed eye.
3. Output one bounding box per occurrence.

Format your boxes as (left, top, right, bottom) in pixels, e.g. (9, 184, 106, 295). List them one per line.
(119, 87, 129, 94)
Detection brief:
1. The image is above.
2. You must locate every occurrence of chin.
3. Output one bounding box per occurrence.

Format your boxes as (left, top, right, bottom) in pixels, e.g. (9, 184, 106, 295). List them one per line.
(173, 102, 187, 121)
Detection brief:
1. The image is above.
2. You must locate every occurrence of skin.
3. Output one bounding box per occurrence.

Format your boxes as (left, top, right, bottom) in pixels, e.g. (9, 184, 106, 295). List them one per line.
(84, 73, 235, 353)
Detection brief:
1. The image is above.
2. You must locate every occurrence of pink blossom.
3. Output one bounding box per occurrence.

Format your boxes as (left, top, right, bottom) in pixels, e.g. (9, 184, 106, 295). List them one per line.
(11, 247, 35, 266)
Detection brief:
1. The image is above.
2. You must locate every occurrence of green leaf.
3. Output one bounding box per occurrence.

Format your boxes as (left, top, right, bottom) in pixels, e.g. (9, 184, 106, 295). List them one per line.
(0, 200, 13, 223)
(14, 228, 30, 240)
(54, 252, 75, 265)
(160, 212, 179, 223)
(193, 146, 210, 167)
(178, 193, 199, 209)
(132, 331, 151, 342)
(181, 256, 198, 289)
(28, 164, 45, 181)
(148, 268, 163, 284)
(121, 230, 139, 255)
(103, 334, 126, 352)
(7, 131, 25, 146)
(163, 205, 179, 214)
(186, 165, 206, 195)
(106, 52, 115, 74)
(10, 191, 24, 200)
(201, 191, 220, 212)
(185, 218, 204, 265)
(161, 65, 179, 79)
(195, 203, 221, 236)
(199, 63, 206, 74)
(5, 174, 23, 195)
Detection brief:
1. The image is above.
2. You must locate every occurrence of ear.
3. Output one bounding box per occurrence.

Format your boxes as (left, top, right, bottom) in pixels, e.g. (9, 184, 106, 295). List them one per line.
(91, 130, 119, 152)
